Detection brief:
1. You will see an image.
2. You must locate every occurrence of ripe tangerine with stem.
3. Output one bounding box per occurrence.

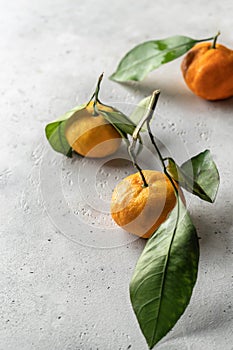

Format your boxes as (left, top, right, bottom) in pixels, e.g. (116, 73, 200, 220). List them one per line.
(65, 102, 122, 158)
(181, 32, 233, 100)
(111, 170, 185, 239)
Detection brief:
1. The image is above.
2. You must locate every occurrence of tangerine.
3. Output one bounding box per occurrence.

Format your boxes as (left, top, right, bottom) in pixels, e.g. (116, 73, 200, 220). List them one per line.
(65, 101, 121, 158)
(111, 170, 184, 239)
(181, 42, 233, 100)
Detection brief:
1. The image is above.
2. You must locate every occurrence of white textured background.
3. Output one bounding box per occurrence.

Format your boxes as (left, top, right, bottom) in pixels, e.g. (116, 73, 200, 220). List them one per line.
(0, 0, 233, 349)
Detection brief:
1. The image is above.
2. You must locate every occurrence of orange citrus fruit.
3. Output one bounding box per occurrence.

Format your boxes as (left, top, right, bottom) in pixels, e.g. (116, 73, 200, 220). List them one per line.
(181, 42, 233, 100)
(111, 170, 184, 239)
(65, 101, 121, 158)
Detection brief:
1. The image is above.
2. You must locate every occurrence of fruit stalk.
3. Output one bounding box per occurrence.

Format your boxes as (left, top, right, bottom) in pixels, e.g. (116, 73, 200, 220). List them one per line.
(146, 117, 179, 197)
(128, 90, 161, 188)
(127, 144, 148, 188)
(91, 73, 104, 116)
(130, 90, 179, 197)
(211, 31, 221, 49)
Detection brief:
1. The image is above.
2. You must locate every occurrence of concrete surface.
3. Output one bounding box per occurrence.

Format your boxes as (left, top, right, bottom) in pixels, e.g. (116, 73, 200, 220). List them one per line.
(0, 0, 233, 349)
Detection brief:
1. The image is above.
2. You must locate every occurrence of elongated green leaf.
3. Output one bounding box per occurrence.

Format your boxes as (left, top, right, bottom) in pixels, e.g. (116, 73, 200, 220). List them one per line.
(98, 107, 137, 138)
(110, 35, 213, 82)
(99, 107, 145, 157)
(167, 150, 220, 202)
(130, 199, 199, 349)
(45, 104, 86, 157)
(45, 120, 72, 157)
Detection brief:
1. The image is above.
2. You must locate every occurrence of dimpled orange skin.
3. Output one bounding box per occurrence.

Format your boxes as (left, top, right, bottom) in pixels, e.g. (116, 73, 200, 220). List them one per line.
(181, 42, 233, 100)
(111, 170, 185, 239)
(65, 102, 121, 158)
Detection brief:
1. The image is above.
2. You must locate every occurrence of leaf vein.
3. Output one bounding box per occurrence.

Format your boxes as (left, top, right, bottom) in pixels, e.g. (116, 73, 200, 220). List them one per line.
(115, 40, 195, 77)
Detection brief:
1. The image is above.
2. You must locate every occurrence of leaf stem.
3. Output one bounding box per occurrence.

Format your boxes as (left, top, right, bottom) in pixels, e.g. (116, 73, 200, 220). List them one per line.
(128, 90, 161, 188)
(196, 35, 216, 44)
(146, 119, 179, 197)
(127, 140, 148, 188)
(211, 31, 221, 49)
(132, 90, 161, 140)
(133, 90, 180, 198)
(94, 73, 104, 102)
(131, 89, 178, 195)
(91, 73, 104, 116)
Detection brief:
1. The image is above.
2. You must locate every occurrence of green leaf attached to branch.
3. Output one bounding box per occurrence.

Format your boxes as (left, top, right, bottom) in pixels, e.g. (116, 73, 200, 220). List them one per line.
(166, 150, 220, 203)
(110, 35, 214, 82)
(45, 104, 86, 157)
(97, 106, 137, 139)
(130, 199, 199, 349)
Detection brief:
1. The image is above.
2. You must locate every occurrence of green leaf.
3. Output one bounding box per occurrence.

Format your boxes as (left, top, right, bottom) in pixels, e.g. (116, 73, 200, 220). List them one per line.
(110, 35, 213, 82)
(181, 150, 220, 202)
(130, 199, 199, 349)
(98, 106, 137, 138)
(99, 107, 144, 156)
(166, 158, 209, 201)
(45, 104, 86, 157)
(167, 150, 220, 203)
(45, 120, 72, 157)
(56, 104, 86, 122)
(129, 96, 152, 131)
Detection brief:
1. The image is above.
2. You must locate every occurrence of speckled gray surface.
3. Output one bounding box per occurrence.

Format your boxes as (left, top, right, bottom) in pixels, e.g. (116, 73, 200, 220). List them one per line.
(1, 0, 233, 349)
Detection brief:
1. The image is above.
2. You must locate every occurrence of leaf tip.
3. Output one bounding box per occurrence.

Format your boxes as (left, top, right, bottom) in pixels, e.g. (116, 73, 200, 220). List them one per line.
(66, 147, 73, 158)
(109, 72, 118, 82)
